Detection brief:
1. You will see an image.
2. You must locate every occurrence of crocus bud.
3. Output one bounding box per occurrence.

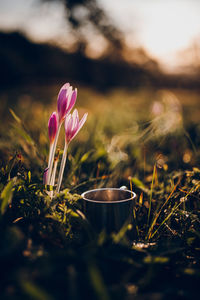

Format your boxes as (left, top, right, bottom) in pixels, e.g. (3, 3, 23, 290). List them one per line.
(65, 109, 88, 144)
(57, 83, 77, 123)
(48, 112, 58, 144)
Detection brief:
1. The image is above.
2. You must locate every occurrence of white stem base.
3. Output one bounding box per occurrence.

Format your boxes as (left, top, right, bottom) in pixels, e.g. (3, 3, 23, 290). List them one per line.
(56, 142, 68, 194)
(47, 123, 61, 185)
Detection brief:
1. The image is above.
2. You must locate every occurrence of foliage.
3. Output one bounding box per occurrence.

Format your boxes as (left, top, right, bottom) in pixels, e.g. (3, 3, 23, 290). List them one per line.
(0, 86, 200, 299)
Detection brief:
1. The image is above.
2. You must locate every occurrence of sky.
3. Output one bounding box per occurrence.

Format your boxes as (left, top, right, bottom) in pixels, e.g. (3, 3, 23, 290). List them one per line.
(0, 0, 200, 72)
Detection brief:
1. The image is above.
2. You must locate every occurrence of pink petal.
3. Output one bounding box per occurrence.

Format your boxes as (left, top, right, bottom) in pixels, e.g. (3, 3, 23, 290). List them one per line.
(57, 91, 67, 122)
(66, 86, 73, 108)
(59, 83, 70, 93)
(64, 113, 71, 129)
(78, 113, 88, 131)
(48, 112, 58, 144)
(57, 83, 70, 122)
(65, 114, 73, 143)
(71, 109, 78, 131)
(69, 114, 74, 133)
(71, 112, 88, 141)
(66, 89, 77, 115)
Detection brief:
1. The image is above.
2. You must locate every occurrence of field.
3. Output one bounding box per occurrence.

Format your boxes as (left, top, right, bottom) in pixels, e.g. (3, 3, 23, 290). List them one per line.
(0, 84, 200, 300)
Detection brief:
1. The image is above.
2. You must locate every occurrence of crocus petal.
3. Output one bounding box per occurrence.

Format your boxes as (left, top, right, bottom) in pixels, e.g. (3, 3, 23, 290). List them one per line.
(66, 86, 73, 108)
(70, 112, 88, 142)
(78, 113, 88, 131)
(71, 109, 78, 131)
(66, 89, 77, 114)
(64, 113, 71, 134)
(74, 112, 88, 138)
(65, 113, 73, 143)
(57, 83, 70, 105)
(68, 116, 74, 141)
(73, 110, 79, 137)
(57, 83, 70, 122)
(68, 114, 74, 133)
(68, 109, 78, 141)
(57, 91, 67, 122)
(60, 83, 70, 91)
(48, 112, 58, 144)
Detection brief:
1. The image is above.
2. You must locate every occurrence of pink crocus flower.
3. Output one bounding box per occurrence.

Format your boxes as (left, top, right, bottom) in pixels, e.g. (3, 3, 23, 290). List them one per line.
(48, 112, 58, 144)
(56, 109, 88, 193)
(65, 109, 88, 144)
(57, 83, 77, 124)
(46, 83, 77, 185)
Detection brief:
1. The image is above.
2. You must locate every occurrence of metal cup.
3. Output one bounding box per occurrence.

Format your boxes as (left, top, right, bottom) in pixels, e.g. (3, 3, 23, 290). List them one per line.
(81, 188, 136, 233)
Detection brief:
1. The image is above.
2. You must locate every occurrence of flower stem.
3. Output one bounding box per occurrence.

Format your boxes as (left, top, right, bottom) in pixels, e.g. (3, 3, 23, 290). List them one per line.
(56, 142, 68, 194)
(49, 158, 58, 198)
(47, 144, 53, 169)
(47, 123, 61, 185)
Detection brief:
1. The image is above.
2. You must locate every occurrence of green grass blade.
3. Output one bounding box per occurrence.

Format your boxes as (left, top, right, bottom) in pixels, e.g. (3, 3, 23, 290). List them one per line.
(0, 179, 15, 214)
(9, 108, 22, 124)
(88, 263, 110, 300)
(147, 164, 156, 227)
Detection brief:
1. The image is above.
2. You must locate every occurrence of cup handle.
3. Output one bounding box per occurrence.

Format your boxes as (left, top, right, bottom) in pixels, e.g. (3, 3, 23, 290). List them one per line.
(119, 186, 128, 190)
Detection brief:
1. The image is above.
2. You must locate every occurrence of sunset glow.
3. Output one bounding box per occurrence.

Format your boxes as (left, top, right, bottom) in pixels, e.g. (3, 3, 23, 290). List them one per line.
(101, 0, 200, 70)
(0, 0, 200, 71)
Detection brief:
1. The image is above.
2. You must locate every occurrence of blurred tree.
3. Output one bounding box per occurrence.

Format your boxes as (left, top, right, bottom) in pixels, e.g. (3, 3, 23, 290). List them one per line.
(41, 0, 124, 53)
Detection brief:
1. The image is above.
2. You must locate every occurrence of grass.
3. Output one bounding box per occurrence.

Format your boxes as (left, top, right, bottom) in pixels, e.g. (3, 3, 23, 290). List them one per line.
(0, 84, 200, 299)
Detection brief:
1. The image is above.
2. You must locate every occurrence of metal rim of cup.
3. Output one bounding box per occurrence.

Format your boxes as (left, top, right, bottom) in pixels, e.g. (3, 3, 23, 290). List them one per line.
(81, 188, 136, 204)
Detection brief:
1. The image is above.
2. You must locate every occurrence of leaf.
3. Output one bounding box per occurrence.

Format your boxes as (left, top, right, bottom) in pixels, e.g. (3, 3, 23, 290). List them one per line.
(187, 237, 195, 246)
(20, 280, 54, 300)
(112, 222, 132, 244)
(144, 256, 169, 264)
(28, 171, 31, 183)
(0, 179, 15, 214)
(9, 108, 22, 124)
(88, 263, 110, 300)
(10, 108, 35, 146)
(130, 177, 149, 194)
(80, 150, 94, 163)
(13, 125, 35, 145)
(184, 268, 196, 275)
(139, 192, 143, 206)
(6, 153, 18, 180)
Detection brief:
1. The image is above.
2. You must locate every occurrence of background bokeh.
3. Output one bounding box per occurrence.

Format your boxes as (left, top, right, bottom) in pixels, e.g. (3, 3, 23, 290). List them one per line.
(1, 2, 200, 300)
